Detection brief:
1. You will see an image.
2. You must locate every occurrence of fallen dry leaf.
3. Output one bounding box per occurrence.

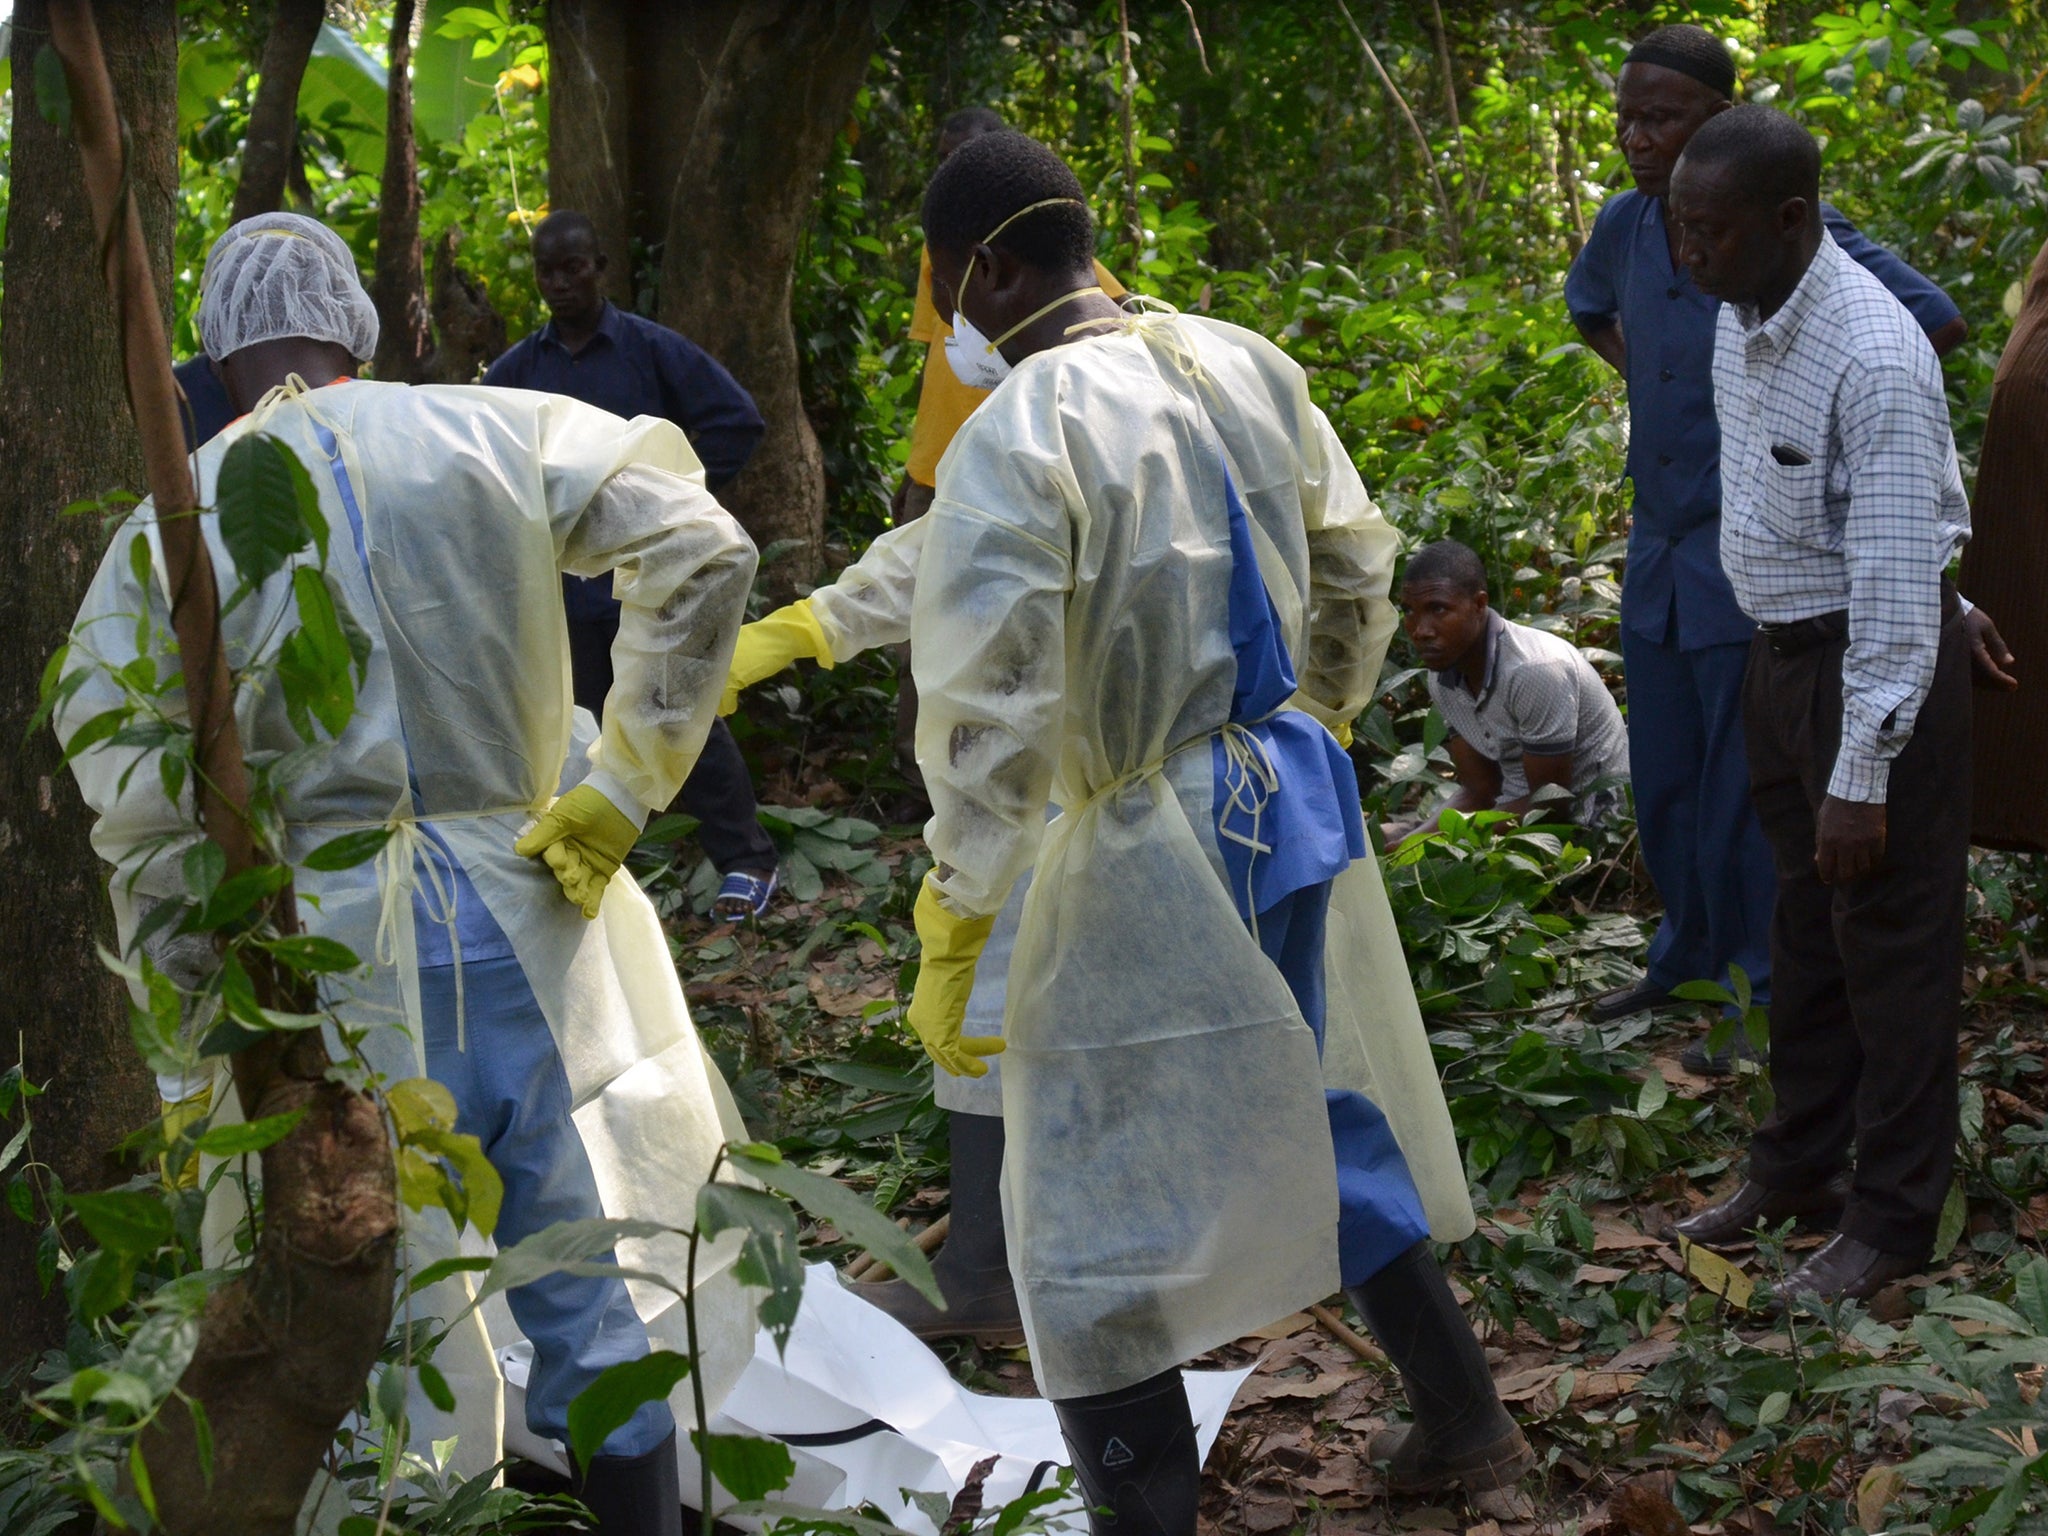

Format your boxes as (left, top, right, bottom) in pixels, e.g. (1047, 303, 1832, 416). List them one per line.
(1857, 1464, 1903, 1531)
(1594, 1217, 1666, 1252)
(1675, 1237, 1755, 1309)
(1241, 1494, 1298, 1533)
(1302, 1452, 1363, 1496)
(1231, 1371, 1361, 1407)
(1572, 1370, 1645, 1405)
(1493, 1364, 1565, 1403)
(1577, 1264, 1633, 1285)
(1603, 1337, 1680, 1374)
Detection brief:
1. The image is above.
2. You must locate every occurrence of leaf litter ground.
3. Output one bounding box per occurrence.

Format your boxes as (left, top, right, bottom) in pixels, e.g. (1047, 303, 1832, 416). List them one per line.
(636, 762, 2048, 1536)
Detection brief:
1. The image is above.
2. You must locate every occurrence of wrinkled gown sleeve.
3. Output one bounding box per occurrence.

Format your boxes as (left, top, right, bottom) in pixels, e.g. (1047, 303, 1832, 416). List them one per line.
(1289, 408, 1401, 732)
(910, 409, 1072, 922)
(806, 516, 930, 662)
(544, 407, 759, 814)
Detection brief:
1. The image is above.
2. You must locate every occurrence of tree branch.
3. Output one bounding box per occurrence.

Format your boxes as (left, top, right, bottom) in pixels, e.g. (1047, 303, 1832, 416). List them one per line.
(46, 6, 397, 1530)
(1334, 0, 1461, 269)
(230, 0, 325, 224)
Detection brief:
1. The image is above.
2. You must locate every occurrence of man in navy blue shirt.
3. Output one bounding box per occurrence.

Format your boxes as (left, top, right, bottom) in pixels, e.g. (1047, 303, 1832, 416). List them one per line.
(174, 355, 238, 449)
(1564, 25, 1966, 1071)
(486, 211, 779, 919)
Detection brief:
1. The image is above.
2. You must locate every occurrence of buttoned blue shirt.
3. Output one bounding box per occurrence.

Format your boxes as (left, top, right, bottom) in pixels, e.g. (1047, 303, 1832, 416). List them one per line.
(1565, 192, 1959, 651)
(484, 302, 764, 623)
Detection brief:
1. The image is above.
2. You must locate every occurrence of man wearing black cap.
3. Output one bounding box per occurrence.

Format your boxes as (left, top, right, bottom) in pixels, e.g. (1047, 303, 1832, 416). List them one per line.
(1563, 24, 1966, 1072)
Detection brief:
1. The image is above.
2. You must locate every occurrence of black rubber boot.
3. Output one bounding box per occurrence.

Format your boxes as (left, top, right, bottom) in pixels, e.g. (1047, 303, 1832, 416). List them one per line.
(575, 1425, 683, 1536)
(1052, 1369, 1200, 1536)
(1346, 1241, 1532, 1494)
(849, 1111, 1023, 1343)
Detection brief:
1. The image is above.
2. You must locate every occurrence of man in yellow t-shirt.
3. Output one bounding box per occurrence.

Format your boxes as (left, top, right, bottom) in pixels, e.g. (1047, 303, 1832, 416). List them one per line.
(889, 108, 1126, 768)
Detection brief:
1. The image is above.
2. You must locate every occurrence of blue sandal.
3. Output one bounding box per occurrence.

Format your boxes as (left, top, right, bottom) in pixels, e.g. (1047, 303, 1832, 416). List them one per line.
(713, 869, 778, 920)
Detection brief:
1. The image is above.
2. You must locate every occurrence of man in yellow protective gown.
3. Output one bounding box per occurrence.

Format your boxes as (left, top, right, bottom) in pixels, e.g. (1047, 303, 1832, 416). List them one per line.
(62, 214, 758, 1536)
(893, 135, 1529, 1530)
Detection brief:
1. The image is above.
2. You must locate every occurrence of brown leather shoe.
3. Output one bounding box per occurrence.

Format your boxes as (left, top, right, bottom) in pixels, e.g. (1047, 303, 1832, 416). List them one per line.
(1669, 1170, 1852, 1248)
(1777, 1233, 1923, 1307)
(845, 1267, 1025, 1347)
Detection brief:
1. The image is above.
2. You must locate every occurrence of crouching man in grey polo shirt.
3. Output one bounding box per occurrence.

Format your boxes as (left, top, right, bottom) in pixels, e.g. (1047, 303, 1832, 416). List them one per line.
(1387, 538, 1630, 848)
(1664, 105, 1973, 1306)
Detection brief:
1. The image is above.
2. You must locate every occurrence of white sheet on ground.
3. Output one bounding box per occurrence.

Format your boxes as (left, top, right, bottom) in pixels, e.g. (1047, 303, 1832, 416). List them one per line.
(501, 1263, 1251, 1532)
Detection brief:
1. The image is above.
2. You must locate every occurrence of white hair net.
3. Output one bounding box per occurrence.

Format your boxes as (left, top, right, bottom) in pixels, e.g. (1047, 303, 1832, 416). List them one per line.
(197, 213, 380, 362)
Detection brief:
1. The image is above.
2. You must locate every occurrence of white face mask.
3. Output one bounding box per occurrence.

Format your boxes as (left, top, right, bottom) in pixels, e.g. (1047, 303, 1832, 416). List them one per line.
(945, 287, 1013, 389)
(940, 197, 1109, 391)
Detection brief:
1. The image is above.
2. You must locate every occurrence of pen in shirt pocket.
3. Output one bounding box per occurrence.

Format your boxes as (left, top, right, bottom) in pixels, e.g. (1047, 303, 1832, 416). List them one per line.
(1770, 443, 1814, 467)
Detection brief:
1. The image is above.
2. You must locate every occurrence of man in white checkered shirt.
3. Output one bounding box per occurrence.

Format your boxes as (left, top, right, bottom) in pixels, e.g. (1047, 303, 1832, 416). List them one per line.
(1664, 105, 1974, 1306)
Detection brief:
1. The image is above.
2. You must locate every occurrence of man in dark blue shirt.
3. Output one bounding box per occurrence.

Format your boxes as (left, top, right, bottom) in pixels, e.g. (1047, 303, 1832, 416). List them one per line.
(1564, 25, 1966, 1070)
(174, 354, 238, 450)
(486, 211, 779, 919)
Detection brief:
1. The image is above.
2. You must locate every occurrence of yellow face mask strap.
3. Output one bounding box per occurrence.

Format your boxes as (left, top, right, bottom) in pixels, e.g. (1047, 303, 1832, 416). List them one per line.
(959, 197, 1104, 355)
(989, 285, 1106, 352)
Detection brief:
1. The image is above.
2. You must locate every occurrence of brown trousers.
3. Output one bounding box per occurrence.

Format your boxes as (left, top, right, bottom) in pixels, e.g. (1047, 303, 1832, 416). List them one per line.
(1742, 603, 1971, 1258)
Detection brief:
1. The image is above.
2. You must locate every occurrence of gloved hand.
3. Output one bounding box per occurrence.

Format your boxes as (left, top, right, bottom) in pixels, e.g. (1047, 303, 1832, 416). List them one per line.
(906, 876, 1006, 1078)
(515, 784, 642, 919)
(1331, 719, 1355, 750)
(720, 600, 833, 715)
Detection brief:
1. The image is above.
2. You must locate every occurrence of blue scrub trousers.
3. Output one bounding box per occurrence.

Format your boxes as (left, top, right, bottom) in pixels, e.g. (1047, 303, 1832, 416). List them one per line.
(1252, 881, 1431, 1289)
(1621, 626, 1775, 1006)
(419, 957, 674, 1460)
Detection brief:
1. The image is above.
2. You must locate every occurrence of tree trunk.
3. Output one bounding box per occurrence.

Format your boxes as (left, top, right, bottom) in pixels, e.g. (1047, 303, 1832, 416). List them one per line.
(0, 0, 170, 1372)
(372, 0, 432, 381)
(659, 0, 879, 588)
(43, 6, 399, 1529)
(545, 0, 636, 303)
(230, 0, 325, 224)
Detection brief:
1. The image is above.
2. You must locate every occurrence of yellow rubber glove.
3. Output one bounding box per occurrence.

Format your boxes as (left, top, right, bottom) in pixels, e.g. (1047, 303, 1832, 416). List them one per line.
(719, 600, 833, 715)
(1332, 719, 1354, 750)
(906, 876, 1006, 1078)
(160, 1084, 212, 1192)
(514, 784, 642, 919)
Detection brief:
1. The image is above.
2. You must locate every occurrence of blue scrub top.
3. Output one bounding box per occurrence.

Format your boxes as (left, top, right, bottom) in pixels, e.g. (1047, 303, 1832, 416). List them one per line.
(1565, 192, 1961, 650)
(484, 301, 765, 625)
(1210, 465, 1366, 921)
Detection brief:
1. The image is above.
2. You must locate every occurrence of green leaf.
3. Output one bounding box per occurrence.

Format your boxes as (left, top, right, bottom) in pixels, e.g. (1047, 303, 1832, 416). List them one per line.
(415, 0, 510, 142)
(61, 706, 132, 765)
(302, 827, 392, 871)
(215, 434, 318, 587)
(692, 1431, 796, 1502)
(261, 933, 360, 975)
(696, 1183, 805, 1351)
(300, 24, 390, 174)
(472, 1217, 679, 1309)
(191, 862, 290, 930)
(1756, 1389, 1790, 1427)
(183, 841, 226, 902)
(727, 1148, 940, 1308)
(407, 1253, 494, 1294)
(193, 1109, 305, 1156)
(67, 1249, 137, 1322)
(33, 46, 70, 134)
(409, 1126, 505, 1238)
(1932, 1178, 1968, 1263)
(567, 1351, 693, 1470)
(417, 1360, 457, 1414)
(69, 1190, 174, 1256)
(388, 1077, 459, 1137)
(278, 567, 357, 739)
